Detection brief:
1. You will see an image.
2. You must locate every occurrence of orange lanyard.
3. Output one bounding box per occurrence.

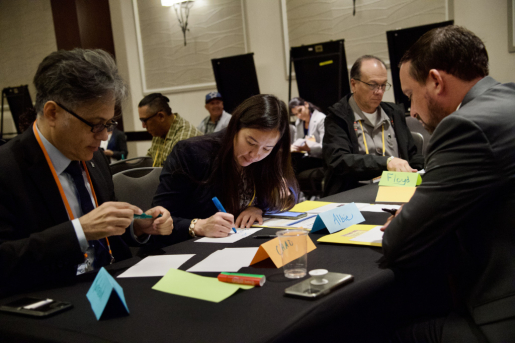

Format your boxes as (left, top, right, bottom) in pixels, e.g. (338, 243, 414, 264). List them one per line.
(32, 122, 113, 259)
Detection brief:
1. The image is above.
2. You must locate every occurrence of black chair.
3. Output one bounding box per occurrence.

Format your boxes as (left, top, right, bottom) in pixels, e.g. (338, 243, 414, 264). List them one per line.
(411, 132, 424, 157)
(112, 167, 162, 211)
(406, 116, 431, 156)
(297, 167, 325, 200)
(109, 156, 153, 175)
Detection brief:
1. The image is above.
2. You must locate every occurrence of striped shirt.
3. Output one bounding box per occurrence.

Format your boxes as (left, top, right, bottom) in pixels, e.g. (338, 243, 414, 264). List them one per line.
(146, 113, 202, 167)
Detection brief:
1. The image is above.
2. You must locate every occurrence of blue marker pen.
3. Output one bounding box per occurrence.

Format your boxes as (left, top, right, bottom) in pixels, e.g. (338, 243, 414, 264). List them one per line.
(212, 197, 237, 233)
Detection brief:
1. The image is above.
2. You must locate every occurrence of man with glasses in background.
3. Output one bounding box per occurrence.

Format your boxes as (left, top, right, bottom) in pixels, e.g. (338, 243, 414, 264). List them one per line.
(0, 49, 174, 296)
(138, 93, 201, 167)
(323, 55, 424, 195)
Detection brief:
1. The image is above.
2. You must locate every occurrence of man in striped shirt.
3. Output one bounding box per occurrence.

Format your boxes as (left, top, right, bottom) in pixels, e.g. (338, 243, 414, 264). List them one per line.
(138, 93, 202, 167)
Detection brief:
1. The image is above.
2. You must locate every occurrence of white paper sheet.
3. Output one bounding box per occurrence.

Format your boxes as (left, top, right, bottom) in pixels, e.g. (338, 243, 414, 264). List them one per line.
(186, 247, 259, 272)
(117, 254, 195, 278)
(259, 215, 318, 230)
(349, 225, 384, 243)
(292, 138, 306, 146)
(305, 202, 370, 214)
(195, 228, 262, 243)
(360, 204, 402, 213)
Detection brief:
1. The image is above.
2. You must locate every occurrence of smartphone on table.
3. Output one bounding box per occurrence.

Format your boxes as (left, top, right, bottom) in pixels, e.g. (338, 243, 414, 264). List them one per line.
(0, 297, 72, 317)
(284, 272, 354, 299)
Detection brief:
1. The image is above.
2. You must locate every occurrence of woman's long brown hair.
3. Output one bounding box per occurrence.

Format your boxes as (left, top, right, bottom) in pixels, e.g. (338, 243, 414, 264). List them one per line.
(207, 94, 299, 216)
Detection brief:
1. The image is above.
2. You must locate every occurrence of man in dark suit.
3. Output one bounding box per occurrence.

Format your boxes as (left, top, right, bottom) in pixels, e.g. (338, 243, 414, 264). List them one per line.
(0, 49, 173, 296)
(381, 26, 515, 342)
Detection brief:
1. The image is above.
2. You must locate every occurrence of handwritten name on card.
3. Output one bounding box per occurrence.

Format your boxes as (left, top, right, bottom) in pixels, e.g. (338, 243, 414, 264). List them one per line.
(250, 236, 316, 268)
(379, 171, 422, 187)
(311, 203, 365, 234)
(86, 267, 129, 320)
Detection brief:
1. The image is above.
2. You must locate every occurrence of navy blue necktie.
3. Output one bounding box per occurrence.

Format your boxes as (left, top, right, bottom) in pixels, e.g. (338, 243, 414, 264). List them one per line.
(65, 161, 111, 269)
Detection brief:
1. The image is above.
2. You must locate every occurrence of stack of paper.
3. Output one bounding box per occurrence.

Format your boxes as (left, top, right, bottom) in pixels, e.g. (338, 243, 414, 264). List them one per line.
(187, 247, 259, 272)
(195, 228, 262, 243)
(317, 224, 384, 247)
(117, 255, 195, 278)
(255, 215, 317, 230)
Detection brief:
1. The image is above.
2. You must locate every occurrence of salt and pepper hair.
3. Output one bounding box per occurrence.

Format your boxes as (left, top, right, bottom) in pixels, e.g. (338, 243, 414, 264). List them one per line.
(350, 55, 387, 80)
(33, 48, 128, 114)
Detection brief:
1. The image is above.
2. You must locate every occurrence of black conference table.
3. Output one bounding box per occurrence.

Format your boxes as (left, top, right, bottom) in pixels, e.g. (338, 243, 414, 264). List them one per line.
(0, 184, 405, 343)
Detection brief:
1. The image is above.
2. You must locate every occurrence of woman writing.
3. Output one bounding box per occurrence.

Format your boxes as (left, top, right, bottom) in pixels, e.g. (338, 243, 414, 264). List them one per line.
(152, 94, 299, 245)
(289, 97, 326, 174)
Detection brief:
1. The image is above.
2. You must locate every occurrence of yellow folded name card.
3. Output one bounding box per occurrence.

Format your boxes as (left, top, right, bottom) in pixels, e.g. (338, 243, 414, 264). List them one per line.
(375, 186, 416, 203)
(250, 236, 316, 268)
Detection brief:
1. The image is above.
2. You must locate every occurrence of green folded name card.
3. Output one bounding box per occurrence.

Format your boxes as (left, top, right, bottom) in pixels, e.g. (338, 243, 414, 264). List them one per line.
(379, 171, 422, 187)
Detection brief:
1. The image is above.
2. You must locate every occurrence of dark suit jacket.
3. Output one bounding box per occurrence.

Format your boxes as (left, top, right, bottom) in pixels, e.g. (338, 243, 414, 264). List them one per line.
(380, 77, 515, 339)
(151, 131, 226, 246)
(323, 93, 424, 195)
(0, 128, 131, 296)
(106, 127, 128, 161)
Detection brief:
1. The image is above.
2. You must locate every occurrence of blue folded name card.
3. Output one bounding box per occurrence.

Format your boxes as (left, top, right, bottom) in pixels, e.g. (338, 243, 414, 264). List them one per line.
(86, 267, 129, 320)
(311, 203, 365, 234)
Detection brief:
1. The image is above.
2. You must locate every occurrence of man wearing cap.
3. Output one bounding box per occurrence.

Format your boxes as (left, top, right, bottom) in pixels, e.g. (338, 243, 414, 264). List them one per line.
(138, 93, 202, 167)
(197, 91, 231, 134)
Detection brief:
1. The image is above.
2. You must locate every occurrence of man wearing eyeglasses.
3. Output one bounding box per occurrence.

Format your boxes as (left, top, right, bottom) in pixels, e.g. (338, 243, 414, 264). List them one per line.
(323, 55, 424, 195)
(138, 93, 202, 167)
(0, 49, 174, 296)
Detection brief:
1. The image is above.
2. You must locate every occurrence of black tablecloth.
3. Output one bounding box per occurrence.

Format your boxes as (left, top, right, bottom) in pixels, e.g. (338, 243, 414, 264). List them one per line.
(0, 184, 402, 343)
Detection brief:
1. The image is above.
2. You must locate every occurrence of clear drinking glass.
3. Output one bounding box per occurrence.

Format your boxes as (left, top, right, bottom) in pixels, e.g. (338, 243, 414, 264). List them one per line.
(276, 229, 308, 278)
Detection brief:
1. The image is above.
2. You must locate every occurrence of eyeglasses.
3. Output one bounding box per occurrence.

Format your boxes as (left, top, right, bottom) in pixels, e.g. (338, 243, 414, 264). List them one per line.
(54, 102, 118, 133)
(139, 111, 160, 124)
(354, 79, 391, 92)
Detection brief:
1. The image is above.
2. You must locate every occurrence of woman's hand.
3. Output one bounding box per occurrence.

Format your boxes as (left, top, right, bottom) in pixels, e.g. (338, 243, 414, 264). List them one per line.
(291, 142, 310, 153)
(235, 206, 263, 228)
(195, 212, 234, 237)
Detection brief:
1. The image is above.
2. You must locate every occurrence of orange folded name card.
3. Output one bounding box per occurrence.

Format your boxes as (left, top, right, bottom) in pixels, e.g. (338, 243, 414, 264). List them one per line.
(250, 235, 316, 268)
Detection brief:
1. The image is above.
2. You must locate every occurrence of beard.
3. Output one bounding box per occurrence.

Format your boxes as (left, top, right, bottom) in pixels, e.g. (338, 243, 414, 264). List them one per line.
(418, 92, 448, 134)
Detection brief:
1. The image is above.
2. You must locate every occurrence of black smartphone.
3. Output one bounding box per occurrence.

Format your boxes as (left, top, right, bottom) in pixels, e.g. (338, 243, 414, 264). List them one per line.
(0, 297, 72, 317)
(284, 272, 354, 299)
(266, 211, 307, 220)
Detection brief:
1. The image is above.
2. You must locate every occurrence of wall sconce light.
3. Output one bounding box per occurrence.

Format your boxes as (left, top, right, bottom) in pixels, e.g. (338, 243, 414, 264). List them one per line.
(162, 0, 195, 46)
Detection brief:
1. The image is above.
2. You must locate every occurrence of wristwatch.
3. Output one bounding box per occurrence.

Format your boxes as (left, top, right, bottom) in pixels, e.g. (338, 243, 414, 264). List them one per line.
(189, 219, 198, 237)
(386, 156, 395, 167)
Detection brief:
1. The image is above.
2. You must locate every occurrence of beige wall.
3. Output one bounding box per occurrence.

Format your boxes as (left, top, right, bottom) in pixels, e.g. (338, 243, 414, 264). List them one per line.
(453, 0, 515, 83)
(109, 0, 515, 158)
(110, 0, 301, 157)
(2, 0, 514, 152)
(0, 0, 56, 135)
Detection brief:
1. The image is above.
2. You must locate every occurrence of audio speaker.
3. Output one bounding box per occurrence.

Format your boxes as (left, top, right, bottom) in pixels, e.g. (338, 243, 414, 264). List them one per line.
(1, 86, 35, 137)
(387, 20, 454, 112)
(211, 53, 260, 114)
(290, 40, 350, 113)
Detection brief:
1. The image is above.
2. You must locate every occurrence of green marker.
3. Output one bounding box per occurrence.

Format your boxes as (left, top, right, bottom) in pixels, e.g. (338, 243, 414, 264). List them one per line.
(134, 213, 162, 219)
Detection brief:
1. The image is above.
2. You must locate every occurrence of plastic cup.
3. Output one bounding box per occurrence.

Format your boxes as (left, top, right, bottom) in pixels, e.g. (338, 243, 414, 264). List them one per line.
(276, 230, 308, 278)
